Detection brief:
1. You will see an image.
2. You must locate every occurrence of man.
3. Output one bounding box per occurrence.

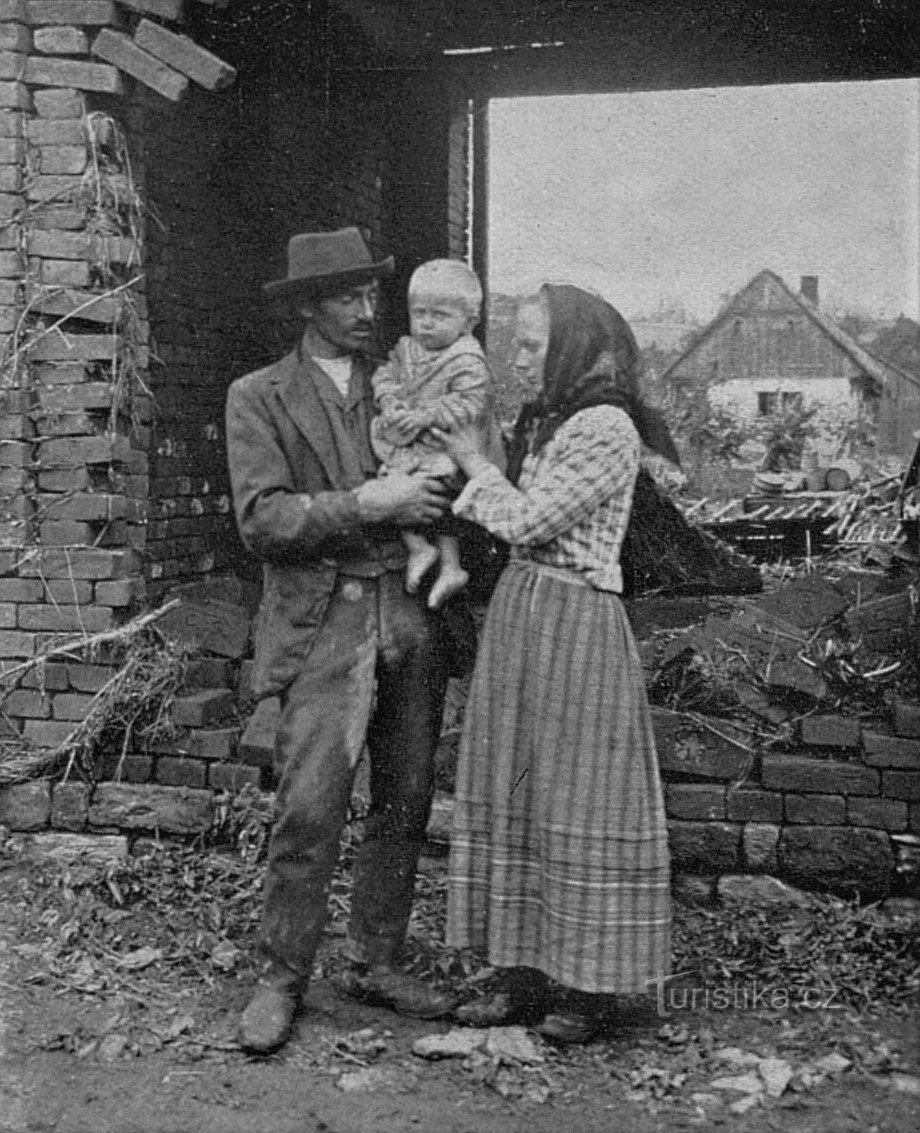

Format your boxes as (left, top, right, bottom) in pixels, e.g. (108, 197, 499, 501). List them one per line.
(226, 228, 455, 1054)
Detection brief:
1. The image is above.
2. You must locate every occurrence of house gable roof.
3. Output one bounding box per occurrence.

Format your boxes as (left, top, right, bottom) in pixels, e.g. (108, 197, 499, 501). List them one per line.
(662, 269, 920, 394)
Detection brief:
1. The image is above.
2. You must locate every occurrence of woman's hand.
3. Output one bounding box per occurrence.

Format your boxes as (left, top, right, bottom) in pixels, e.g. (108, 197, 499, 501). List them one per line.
(429, 420, 493, 478)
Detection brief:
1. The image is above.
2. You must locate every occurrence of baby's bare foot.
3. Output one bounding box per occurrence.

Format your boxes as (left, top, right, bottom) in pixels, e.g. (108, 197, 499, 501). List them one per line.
(427, 566, 469, 610)
(405, 544, 439, 594)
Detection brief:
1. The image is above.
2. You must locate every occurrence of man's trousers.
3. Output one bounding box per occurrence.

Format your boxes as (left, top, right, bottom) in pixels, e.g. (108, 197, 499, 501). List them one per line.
(257, 569, 449, 986)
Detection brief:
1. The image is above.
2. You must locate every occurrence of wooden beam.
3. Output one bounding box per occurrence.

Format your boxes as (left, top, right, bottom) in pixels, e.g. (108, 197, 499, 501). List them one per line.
(134, 16, 235, 90)
(92, 27, 187, 100)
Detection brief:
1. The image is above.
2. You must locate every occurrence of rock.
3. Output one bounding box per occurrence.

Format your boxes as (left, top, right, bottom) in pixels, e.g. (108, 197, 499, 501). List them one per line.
(712, 1047, 763, 1069)
(485, 1026, 544, 1065)
(667, 821, 742, 874)
(729, 1094, 761, 1114)
(744, 575, 850, 631)
(710, 1072, 763, 1094)
(238, 697, 280, 768)
(758, 1057, 793, 1097)
(671, 872, 717, 907)
(813, 1052, 852, 1076)
(882, 896, 920, 918)
(889, 1072, 920, 1095)
(690, 1092, 721, 1107)
(336, 1066, 402, 1092)
(717, 874, 812, 906)
(742, 823, 780, 871)
(412, 1028, 486, 1059)
(157, 596, 251, 658)
(0, 779, 52, 831)
(779, 826, 895, 900)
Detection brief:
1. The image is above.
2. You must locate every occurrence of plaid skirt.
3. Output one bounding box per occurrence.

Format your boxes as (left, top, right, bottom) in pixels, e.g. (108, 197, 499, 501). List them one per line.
(446, 559, 671, 993)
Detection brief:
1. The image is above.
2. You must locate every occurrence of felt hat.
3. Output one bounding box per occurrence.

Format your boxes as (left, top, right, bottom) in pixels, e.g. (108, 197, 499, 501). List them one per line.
(263, 227, 395, 298)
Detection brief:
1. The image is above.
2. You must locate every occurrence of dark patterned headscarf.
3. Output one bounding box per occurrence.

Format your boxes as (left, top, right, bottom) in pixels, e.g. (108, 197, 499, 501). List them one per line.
(506, 284, 680, 483)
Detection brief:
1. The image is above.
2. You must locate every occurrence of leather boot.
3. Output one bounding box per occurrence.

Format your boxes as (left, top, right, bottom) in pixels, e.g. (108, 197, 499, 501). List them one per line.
(344, 964, 456, 1019)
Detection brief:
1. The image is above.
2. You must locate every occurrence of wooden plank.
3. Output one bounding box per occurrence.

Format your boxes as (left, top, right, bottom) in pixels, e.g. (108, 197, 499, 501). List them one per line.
(118, 0, 184, 20)
(134, 17, 235, 89)
(24, 55, 124, 92)
(25, 1, 116, 24)
(92, 27, 187, 100)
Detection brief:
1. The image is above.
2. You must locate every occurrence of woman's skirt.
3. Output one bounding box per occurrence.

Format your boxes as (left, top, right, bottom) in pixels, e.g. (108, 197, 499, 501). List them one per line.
(446, 559, 671, 994)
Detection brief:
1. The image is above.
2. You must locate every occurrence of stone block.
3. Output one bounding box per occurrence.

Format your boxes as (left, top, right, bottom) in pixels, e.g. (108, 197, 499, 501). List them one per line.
(3, 688, 51, 717)
(19, 547, 139, 579)
(0, 0, 26, 20)
(23, 719, 73, 746)
(784, 793, 846, 825)
(51, 780, 88, 829)
(92, 28, 186, 101)
(742, 574, 850, 631)
(183, 657, 233, 691)
(0, 777, 51, 829)
(0, 629, 36, 657)
(95, 578, 144, 606)
(761, 754, 879, 796)
(65, 662, 115, 691)
(799, 714, 862, 749)
(667, 820, 742, 874)
(119, 755, 152, 783)
(156, 596, 250, 658)
(185, 726, 235, 761)
(117, 0, 184, 21)
(658, 716, 755, 783)
(649, 707, 679, 760)
(847, 796, 907, 832)
(671, 872, 717, 907)
(910, 805, 920, 834)
(18, 660, 68, 689)
(845, 590, 912, 653)
(742, 822, 780, 871)
(156, 755, 206, 788)
(717, 873, 812, 906)
(18, 604, 113, 633)
(134, 17, 235, 90)
(893, 699, 920, 739)
(863, 731, 920, 770)
(24, 116, 82, 144)
(208, 762, 261, 792)
(25, 1, 116, 22)
(170, 688, 233, 728)
(33, 24, 88, 52)
(882, 771, 920, 802)
(778, 825, 894, 899)
(0, 79, 29, 109)
(24, 54, 122, 92)
(0, 23, 30, 52)
(665, 783, 726, 820)
(0, 50, 25, 80)
(88, 782, 212, 833)
(32, 86, 85, 117)
(51, 691, 97, 719)
(30, 330, 118, 360)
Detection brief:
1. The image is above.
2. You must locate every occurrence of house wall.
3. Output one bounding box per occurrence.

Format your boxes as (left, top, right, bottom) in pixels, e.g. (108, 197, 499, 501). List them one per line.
(709, 375, 859, 420)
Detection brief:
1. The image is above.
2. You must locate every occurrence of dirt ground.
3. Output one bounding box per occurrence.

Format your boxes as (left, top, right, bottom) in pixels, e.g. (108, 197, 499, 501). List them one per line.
(2, 851, 918, 1133)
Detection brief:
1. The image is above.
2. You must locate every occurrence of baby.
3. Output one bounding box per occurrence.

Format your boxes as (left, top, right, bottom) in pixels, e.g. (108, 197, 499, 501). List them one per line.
(371, 259, 503, 610)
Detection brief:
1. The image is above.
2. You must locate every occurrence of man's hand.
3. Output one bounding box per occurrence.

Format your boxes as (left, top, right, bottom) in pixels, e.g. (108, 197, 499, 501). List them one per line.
(354, 471, 450, 526)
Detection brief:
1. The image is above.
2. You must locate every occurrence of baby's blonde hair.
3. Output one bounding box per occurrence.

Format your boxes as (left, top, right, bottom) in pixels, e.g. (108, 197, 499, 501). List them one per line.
(408, 259, 483, 321)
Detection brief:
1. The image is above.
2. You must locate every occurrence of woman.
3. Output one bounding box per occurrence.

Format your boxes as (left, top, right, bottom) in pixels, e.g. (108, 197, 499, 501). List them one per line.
(432, 284, 678, 1043)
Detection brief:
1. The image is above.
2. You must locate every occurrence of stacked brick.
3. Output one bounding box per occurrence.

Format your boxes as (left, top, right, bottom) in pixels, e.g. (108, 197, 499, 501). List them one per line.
(656, 701, 920, 902)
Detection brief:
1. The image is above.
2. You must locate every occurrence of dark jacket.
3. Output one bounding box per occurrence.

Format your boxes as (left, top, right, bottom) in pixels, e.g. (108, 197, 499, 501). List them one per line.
(226, 350, 397, 696)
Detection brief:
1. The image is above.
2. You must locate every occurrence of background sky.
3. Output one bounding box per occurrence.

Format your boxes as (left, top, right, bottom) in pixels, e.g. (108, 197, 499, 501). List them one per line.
(488, 79, 920, 323)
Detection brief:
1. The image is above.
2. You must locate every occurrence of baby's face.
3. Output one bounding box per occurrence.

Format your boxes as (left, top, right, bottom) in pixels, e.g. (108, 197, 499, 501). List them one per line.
(408, 292, 474, 351)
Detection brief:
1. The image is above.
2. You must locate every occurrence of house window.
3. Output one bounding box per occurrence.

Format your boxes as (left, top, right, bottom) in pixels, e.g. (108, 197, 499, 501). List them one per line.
(757, 391, 777, 416)
(757, 390, 803, 416)
(781, 391, 803, 412)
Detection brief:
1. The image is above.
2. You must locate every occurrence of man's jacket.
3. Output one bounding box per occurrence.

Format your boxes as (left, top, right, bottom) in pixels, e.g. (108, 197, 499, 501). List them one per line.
(226, 350, 401, 696)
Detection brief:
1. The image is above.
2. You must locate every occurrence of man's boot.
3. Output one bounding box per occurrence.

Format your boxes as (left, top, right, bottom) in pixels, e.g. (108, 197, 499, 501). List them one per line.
(345, 963, 456, 1019)
(238, 968, 302, 1054)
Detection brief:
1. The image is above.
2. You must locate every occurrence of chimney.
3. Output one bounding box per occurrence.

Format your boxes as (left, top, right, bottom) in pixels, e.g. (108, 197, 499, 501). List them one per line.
(800, 275, 819, 305)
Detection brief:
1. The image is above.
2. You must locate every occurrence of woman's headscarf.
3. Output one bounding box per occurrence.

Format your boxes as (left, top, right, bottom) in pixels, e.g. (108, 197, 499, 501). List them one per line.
(506, 284, 680, 483)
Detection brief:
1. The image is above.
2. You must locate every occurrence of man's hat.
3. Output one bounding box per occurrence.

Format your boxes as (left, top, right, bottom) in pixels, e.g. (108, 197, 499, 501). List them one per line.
(263, 227, 395, 298)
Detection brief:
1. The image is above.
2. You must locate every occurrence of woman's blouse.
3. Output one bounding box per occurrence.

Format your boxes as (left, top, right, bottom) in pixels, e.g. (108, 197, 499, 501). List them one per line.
(452, 404, 640, 593)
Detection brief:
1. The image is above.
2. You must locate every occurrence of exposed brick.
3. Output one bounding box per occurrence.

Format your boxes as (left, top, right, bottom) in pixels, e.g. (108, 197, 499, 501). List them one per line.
(0, 778, 51, 830)
(209, 762, 261, 792)
(51, 691, 97, 719)
(17, 603, 113, 632)
(882, 771, 920, 802)
(0, 79, 29, 109)
(667, 820, 742, 873)
(761, 754, 879, 796)
(26, 0, 115, 21)
(118, 0, 183, 22)
(799, 715, 862, 749)
(23, 718, 73, 747)
(38, 258, 91, 288)
(0, 601, 13, 627)
(0, 630, 36, 657)
(66, 662, 115, 691)
(38, 434, 128, 464)
(24, 56, 123, 93)
(186, 727, 235, 761)
(135, 17, 236, 91)
(41, 579, 93, 604)
(24, 116, 82, 144)
(18, 660, 68, 690)
(88, 782, 213, 834)
(183, 657, 233, 691)
(2, 688, 51, 717)
(665, 783, 726, 820)
(119, 755, 152, 783)
(779, 825, 894, 900)
(910, 804, 920, 834)
(0, 577, 43, 601)
(32, 86, 86, 118)
(33, 24, 88, 52)
(847, 796, 907, 832)
(36, 495, 127, 522)
(784, 793, 846, 825)
(0, 107, 22, 133)
(658, 719, 755, 783)
(893, 700, 920, 739)
(0, 1, 27, 21)
(51, 780, 89, 830)
(0, 51, 25, 81)
(92, 28, 186, 101)
(19, 548, 139, 579)
(0, 24, 30, 52)
(862, 731, 920, 770)
(94, 577, 144, 606)
(742, 822, 780, 871)
(170, 688, 233, 728)
(156, 755, 207, 788)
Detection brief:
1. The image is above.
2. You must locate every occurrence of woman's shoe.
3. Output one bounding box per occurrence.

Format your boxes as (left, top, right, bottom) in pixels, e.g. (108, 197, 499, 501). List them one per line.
(455, 993, 526, 1027)
(535, 1011, 599, 1045)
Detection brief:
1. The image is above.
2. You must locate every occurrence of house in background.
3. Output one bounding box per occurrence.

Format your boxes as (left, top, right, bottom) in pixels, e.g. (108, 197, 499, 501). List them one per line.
(662, 270, 920, 458)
